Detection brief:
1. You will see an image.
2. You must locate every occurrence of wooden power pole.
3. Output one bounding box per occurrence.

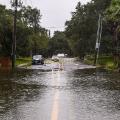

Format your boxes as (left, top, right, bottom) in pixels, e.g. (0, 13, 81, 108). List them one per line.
(11, 0, 22, 69)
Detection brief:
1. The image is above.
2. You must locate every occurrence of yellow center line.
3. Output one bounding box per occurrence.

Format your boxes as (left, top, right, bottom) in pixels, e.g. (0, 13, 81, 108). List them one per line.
(51, 91, 59, 120)
(51, 70, 60, 120)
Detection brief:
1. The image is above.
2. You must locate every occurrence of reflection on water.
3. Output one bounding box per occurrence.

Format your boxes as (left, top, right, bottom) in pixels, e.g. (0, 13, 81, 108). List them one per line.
(0, 68, 120, 120)
(67, 69, 120, 119)
(0, 69, 46, 116)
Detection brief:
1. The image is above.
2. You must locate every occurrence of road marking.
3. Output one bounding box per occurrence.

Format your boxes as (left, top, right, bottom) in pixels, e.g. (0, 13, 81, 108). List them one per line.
(51, 70, 60, 120)
(51, 91, 59, 120)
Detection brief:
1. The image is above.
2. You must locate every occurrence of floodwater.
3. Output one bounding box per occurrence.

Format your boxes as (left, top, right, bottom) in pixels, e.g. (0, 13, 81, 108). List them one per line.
(0, 58, 120, 120)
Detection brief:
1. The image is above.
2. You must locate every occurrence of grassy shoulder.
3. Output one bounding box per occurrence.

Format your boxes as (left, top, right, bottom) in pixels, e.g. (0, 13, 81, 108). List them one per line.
(16, 57, 32, 66)
(84, 55, 118, 70)
(16, 57, 58, 67)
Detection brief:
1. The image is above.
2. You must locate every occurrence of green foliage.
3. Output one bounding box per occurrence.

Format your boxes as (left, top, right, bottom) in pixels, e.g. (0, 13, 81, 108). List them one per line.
(28, 32, 48, 56)
(106, 0, 120, 22)
(0, 4, 49, 58)
(16, 57, 32, 65)
(0, 5, 13, 57)
(105, 0, 120, 68)
(85, 55, 116, 70)
(20, 6, 42, 32)
(48, 31, 71, 56)
(65, 0, 112, 58)
(0, 0, 120, 68)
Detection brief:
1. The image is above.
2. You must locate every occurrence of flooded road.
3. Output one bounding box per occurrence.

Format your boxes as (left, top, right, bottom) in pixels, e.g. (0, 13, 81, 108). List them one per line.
(0, 58, 120, 120)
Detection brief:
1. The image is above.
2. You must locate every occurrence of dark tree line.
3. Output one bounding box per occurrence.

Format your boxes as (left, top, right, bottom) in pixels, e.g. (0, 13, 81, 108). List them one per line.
(0, 4, 49, 57)
(0, 0, 120, 68)
(0, 3, 71, 59)
(48, 31, 72, 56)
(65, 0, 112, 57)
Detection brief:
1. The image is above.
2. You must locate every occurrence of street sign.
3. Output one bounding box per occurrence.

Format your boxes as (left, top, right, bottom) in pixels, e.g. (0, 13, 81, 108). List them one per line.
(95, 42, 100, 49)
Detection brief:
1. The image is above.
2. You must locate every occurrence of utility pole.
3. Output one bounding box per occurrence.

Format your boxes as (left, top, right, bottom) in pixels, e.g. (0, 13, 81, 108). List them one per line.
(49, 30, 51, 38)
(94, 14, 103, 65)
(11, 0, 22, 69)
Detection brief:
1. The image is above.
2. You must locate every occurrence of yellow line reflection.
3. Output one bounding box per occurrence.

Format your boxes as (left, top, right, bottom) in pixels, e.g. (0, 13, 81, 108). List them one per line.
(51, 70, 60, 120)
(51, 91, 59, 120)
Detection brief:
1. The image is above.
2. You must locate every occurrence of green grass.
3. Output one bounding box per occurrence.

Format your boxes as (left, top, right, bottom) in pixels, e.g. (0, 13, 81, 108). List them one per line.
(84, 55, 94, 65)
(16, 57, 32, 66)
(84, 55, 117, 70)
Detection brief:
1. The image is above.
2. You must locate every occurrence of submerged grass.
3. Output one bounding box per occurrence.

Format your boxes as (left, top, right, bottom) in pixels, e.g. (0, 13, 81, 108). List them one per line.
(84, 55, 117, 70)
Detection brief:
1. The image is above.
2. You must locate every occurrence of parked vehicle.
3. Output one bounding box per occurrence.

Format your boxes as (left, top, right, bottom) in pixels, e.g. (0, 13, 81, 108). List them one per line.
(57, 53, 65, 58)
(51, 55, 59, 62)
(32, 55, 44, 65)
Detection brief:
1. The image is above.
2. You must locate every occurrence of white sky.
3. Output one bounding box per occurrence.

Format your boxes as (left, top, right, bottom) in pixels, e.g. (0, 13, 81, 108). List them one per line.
(0, 0, 91, 36)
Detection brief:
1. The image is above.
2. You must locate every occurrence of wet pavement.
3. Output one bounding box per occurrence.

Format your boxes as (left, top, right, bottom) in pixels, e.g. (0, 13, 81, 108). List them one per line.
(29, 58, 96, 71)
(0, 58, 120, 120)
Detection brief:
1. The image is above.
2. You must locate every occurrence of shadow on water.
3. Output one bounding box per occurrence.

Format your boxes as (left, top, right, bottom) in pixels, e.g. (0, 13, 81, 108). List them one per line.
(0, 68, 47, 115)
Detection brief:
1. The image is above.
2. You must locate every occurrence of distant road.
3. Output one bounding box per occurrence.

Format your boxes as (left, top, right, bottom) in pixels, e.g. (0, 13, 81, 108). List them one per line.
(29, 58, 96, 71)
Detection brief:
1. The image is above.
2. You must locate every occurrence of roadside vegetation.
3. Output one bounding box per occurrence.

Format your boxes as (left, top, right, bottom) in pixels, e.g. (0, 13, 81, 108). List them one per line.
(84, 55, 117, 70)
(64, 0, 120, 71)
(16, 57, 32, 66)
(0, 4, 49, 58)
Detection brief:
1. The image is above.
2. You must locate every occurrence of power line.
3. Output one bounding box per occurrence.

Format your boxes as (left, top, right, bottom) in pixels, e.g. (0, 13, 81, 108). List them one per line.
(45, 26, 65, 29)
(21, 0, 65, 30)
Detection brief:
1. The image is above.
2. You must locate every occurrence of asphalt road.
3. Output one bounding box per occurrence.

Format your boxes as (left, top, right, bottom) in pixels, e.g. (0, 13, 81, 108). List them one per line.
(29, 58, 96, 71)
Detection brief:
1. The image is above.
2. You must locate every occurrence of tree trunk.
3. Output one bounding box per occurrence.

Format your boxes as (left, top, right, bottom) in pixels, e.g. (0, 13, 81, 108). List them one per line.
(113, 25, 120, 70)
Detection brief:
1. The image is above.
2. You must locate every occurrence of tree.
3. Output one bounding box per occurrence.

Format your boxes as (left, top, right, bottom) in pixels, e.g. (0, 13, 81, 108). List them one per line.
(48, 31, 71, 56)
(0, 5, 13, 57)
(105, 0, 120, 68)
(20, 6, 42, 32)
(28, 32, 48, 56)
(0, 4, 49, 58)
(17, 6, 49, 56)
(65, 0, 112, 58)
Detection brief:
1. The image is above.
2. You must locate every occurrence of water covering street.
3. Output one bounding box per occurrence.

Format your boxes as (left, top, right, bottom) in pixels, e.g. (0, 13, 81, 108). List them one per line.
(0, 58, 120, 120)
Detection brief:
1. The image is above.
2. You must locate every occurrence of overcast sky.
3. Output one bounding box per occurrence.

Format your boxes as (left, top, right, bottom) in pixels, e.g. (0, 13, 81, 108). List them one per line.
(0, 0, 91, 35)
